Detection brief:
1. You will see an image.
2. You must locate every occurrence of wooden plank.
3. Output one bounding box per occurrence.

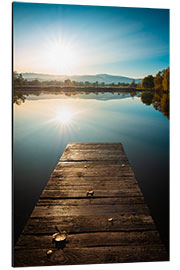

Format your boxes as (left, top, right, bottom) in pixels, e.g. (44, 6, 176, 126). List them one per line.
(54, 166, 132, 173)
(52, 169, 134, 177)
(61, 153, 128, 161)
(61, 144, 129, 161)
(14, 143, 168, 266)
(40, 189, 143, 199)
(58, 160, 128, 165)
(30, 204, 150, 217)
(56, 161, 129, 167)
(45, 178, 138, 187)
(47, 176, 136, 184)
(14, 245, 168, 267)
(37, 197, 145, 206)
(22, 214, 156, 235)
(45, 180, 138, 190)
(66, 142, 125, 149)
(51, 171, 134, 178)
(45, 182, 139, 190)
(16, 231, 162, 249)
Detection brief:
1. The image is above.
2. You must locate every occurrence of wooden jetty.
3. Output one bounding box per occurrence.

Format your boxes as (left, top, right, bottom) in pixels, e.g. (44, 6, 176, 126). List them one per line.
(14, 143, 168, 266)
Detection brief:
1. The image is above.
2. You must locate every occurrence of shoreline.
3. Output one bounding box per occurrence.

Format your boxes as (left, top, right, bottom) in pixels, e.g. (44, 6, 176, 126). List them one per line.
(14, 86, 147, 92)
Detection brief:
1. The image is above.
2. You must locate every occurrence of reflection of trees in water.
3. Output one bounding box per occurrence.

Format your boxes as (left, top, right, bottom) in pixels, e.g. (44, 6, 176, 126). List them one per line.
(13, 91, 26, 105)
(13, 90, 42, 105)
(13, 89, 169, 119)
(160, 94, 169, 118)
(130, 92, 136, 99)
(141, 92, 154, 105)
(141, 91, 169, 119)
(65, 92, 72, 96)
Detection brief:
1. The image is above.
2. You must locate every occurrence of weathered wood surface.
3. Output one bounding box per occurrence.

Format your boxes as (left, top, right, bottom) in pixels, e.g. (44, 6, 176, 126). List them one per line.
(14, 143, 168, 266)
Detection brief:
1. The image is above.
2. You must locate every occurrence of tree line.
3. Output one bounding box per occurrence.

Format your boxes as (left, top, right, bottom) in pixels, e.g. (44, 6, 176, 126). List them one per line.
(13, 72, 139, 88)
(13, 68, 170, 91)
(141, 67, 169, 91)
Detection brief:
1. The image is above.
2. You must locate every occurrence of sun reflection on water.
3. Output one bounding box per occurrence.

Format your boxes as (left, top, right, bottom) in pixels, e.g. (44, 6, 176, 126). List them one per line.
(55, 106, 77, 125)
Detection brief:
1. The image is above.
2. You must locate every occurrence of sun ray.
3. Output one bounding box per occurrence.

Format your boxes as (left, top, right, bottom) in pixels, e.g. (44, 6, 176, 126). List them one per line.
(55, 107, 75, 124)
(45, 34, 80, 74)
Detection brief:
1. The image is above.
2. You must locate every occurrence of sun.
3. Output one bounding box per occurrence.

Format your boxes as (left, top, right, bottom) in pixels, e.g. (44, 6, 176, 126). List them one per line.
(46, 36, 79, 74)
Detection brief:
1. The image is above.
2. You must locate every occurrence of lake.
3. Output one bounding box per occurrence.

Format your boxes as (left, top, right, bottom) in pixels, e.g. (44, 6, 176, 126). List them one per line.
(13, 90, 169, 253)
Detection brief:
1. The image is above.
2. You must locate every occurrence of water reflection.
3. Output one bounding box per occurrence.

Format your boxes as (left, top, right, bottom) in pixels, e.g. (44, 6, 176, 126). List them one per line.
(141, 91, 169, 119)
(13, 89, 169, 253)
(13, 90, 139, 103)
(13, 89, 169, 120)
(55, 106, 77, 124)
(13, 91, 26, 105)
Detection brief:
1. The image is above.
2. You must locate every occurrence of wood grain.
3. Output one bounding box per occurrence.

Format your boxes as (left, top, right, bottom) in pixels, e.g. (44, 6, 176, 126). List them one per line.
(13, 143, 168, 266)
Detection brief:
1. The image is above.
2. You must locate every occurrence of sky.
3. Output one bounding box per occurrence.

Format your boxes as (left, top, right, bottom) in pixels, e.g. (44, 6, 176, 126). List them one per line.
(13, 2, 169, 78)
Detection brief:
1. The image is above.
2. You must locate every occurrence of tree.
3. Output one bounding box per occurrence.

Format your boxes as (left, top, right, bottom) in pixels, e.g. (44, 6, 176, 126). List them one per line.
(154, 71, 163, 90)
(137, 82, 141, 89)
(13, 72, 24, 87)
(85, 81, 90, 86)
(30, 79, 41, 85)
(71, 80, 77, 86)
(64, 79, 71, 86)
(141, 75, 154, 90)
(162, 67, 169, 91)
(23, 79, 28, 85)
(130, 79, 136, 88)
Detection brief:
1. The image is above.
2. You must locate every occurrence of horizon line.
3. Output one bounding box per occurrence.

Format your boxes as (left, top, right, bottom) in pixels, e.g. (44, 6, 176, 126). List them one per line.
(14, 71, 155, 80)
(14, 66, 169, 79)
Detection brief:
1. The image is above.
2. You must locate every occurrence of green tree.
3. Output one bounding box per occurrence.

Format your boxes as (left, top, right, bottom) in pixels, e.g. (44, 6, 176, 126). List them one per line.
(141, 75, 154, 90)
(162, 67, 170, 91)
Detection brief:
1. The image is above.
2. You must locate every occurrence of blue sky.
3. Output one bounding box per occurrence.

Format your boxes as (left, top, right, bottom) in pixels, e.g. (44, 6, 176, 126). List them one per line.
(13, 2, 169, 78)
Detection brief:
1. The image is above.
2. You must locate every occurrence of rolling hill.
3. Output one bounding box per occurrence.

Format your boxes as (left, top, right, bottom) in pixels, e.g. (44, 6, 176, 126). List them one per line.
(21, 73, 142, 84)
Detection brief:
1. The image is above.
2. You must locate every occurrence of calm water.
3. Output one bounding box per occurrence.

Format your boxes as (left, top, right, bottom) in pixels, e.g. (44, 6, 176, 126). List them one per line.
(13, 91, 169, 252)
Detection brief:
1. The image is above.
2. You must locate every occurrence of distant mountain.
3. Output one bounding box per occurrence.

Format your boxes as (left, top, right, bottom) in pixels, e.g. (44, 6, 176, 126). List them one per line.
(21, 73, 142, 84)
